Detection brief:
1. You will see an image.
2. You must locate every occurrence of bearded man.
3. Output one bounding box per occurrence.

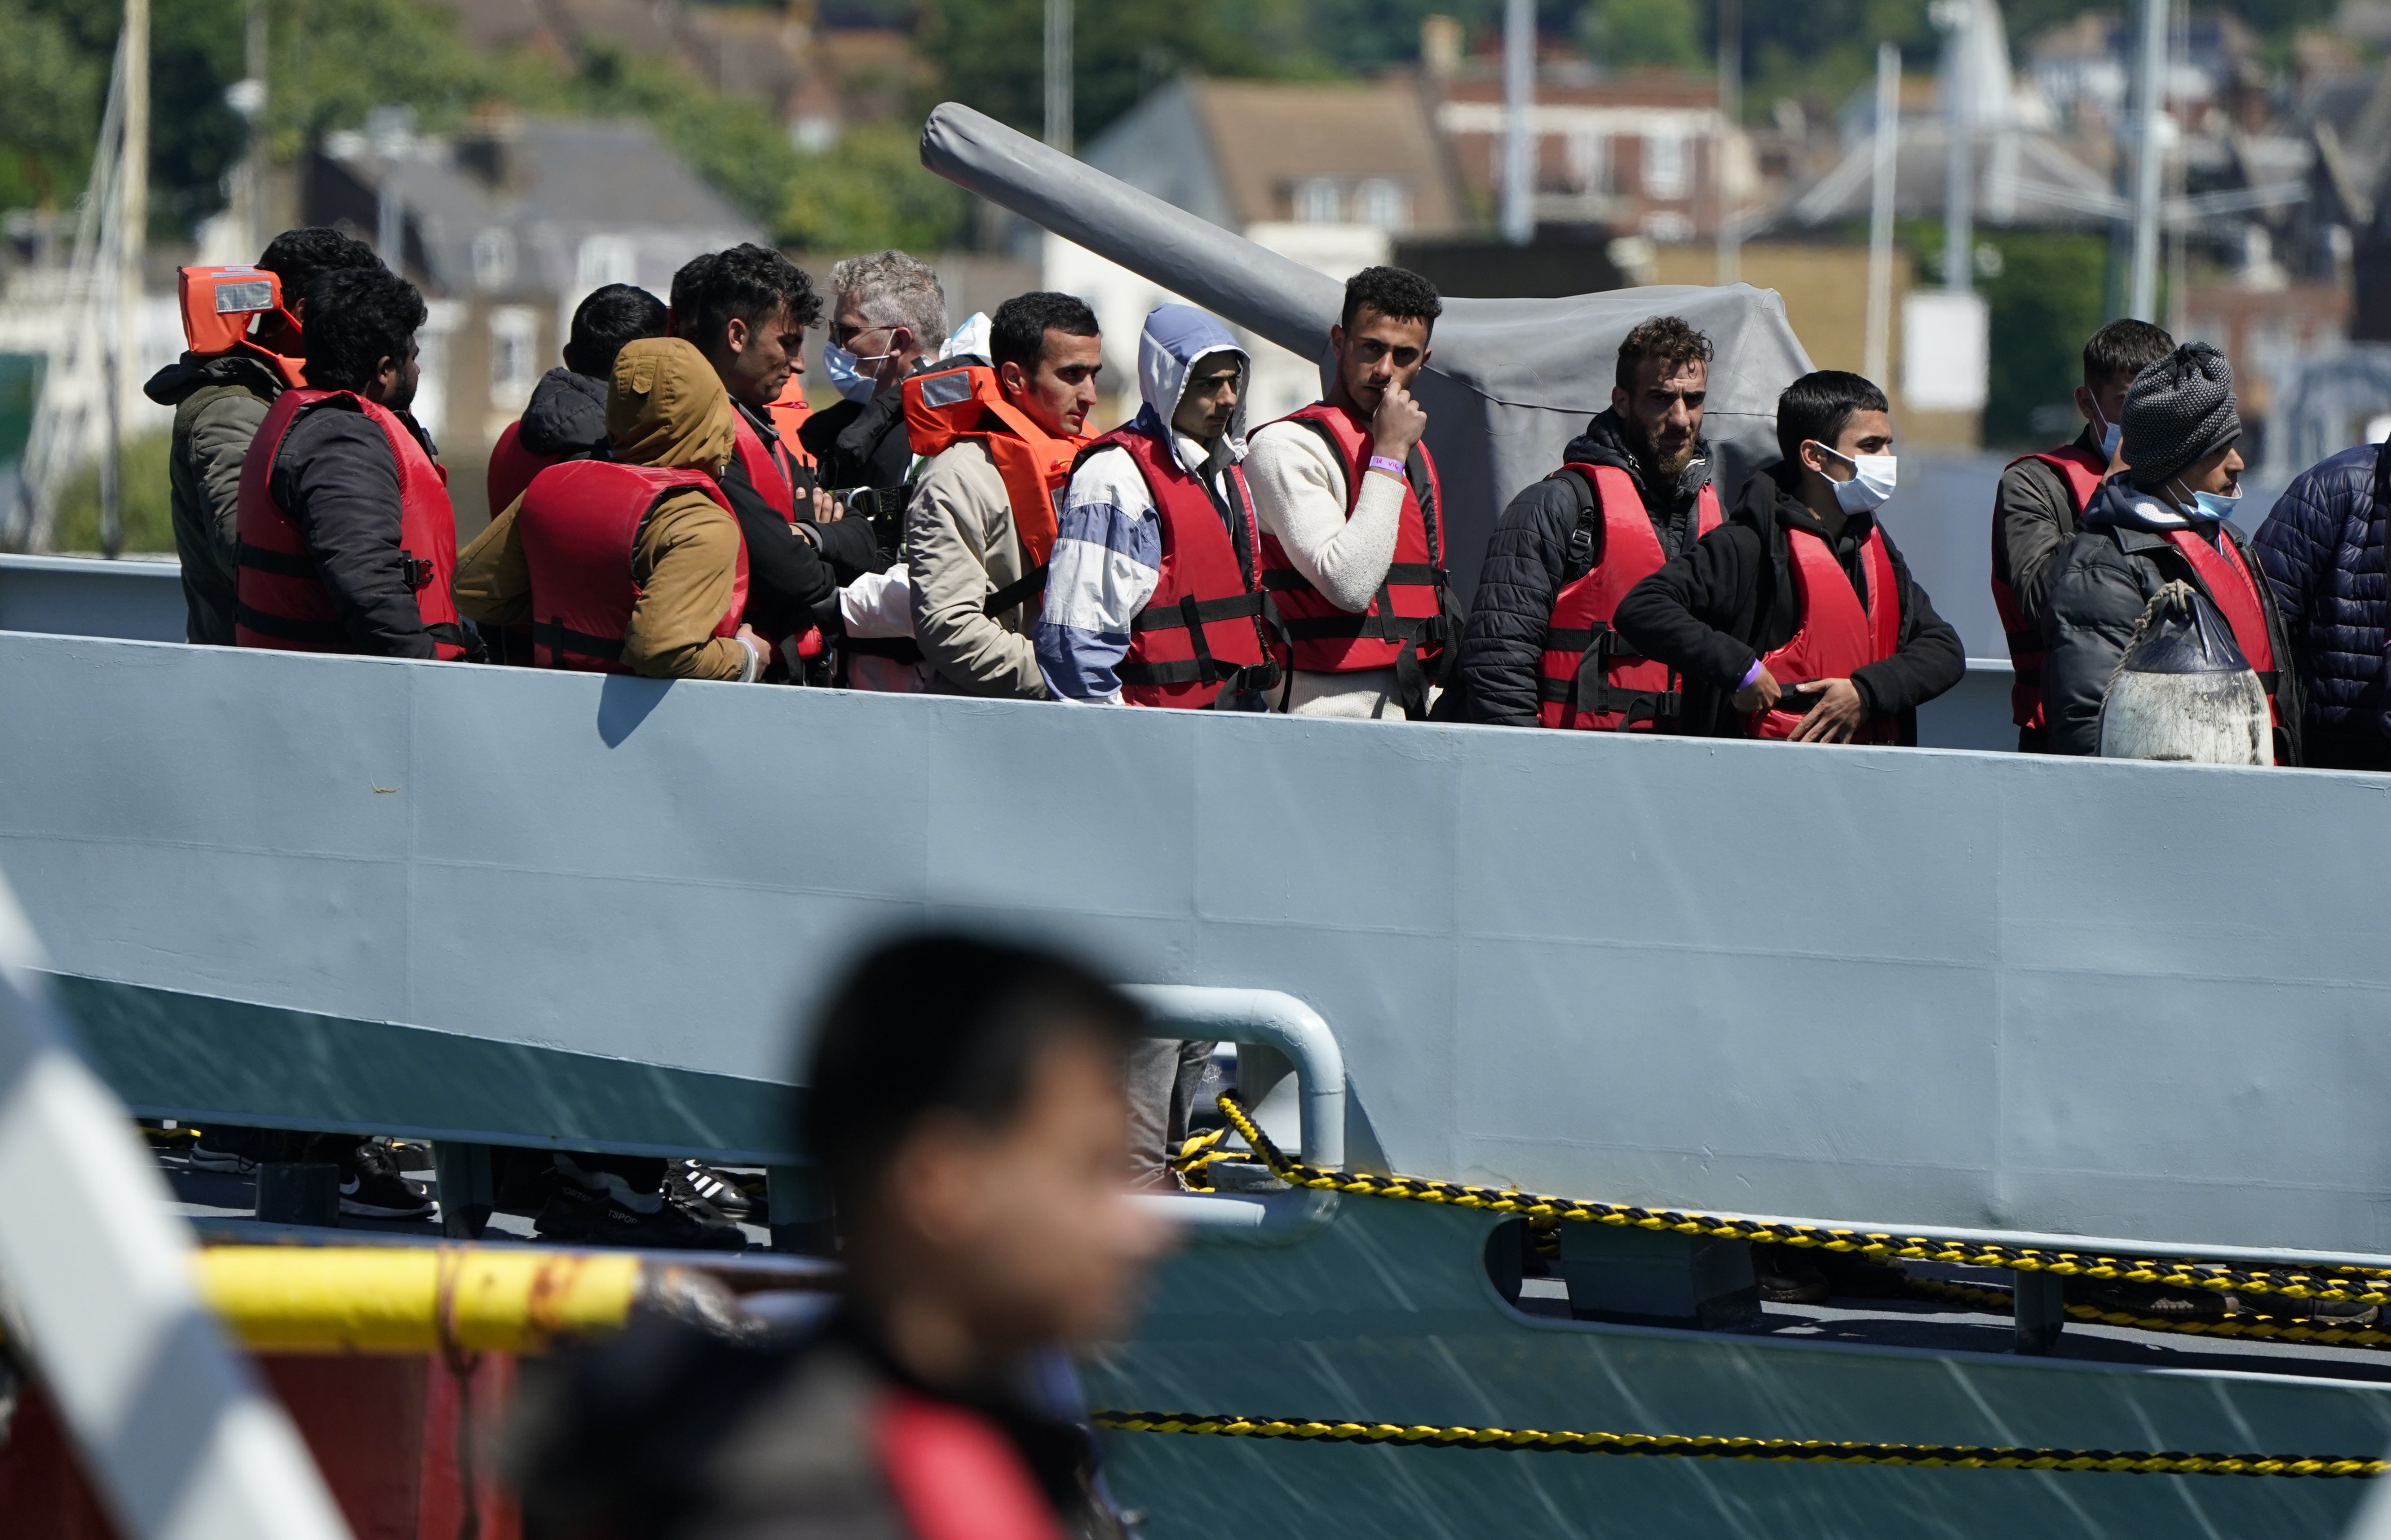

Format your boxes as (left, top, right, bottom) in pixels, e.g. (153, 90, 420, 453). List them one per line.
(1457, 315, 1720, 728)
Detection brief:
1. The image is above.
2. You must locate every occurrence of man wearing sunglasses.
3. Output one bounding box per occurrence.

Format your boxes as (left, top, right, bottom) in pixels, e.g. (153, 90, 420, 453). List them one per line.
(801, 250, 949, 495)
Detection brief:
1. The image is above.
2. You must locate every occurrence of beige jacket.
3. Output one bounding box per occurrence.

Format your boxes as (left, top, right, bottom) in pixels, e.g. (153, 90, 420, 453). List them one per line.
(454, 339, 756, 682)
(905, 440, 1048, 699)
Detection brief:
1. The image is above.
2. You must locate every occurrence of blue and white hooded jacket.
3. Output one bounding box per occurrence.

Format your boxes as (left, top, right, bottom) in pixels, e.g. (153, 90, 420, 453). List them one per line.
(1035, 305, 1250, 704)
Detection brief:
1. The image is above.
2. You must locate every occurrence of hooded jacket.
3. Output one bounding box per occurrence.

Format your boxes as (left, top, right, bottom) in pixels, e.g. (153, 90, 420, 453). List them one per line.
(1611, 471, 1965, 742)
(454, 338, 760, 681)
(519, 366, 610, 460)
(2041, 477, 2302, 762)
(2250, 440, 2389, 769)
(1036, 306, 1252, 703)
(1457, 406, 1714, 725)
(146, 350, 287, 644)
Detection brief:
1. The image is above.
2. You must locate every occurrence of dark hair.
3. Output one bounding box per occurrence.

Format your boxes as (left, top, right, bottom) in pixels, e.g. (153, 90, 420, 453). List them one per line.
(2083, 318, 2175, 386)
(1340, 265, 1441, 335)
(300, 267, 428, 392)
(669, 243, 821, 355)
(803, 933, 1141, 1215)
(1774, 370, 1889, 471)
(565, 284, 668, 379)
(990, 291, 1100, 376)
(1615, 315, 1713, 393)
(256, 227, 382, 310)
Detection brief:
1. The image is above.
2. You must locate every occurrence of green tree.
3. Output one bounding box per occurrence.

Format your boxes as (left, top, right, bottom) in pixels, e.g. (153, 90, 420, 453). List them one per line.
(781, 121, 970, 253)
(0, 0, 105, 210)
(1911, 224, 2107, 447)
(1583, 0, 1705, 72)
(915, 0, 1333, 146)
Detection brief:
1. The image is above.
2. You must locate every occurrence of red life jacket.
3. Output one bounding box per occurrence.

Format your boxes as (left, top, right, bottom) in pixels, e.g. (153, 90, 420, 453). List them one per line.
(513, 460, 749, 673)
(235, 388, 467, 660)
(732, 410, 800, 520)
(1536, 464, 1723, 730)
(872, 1388, 1065, 1540)
(902, 361, 1086, 611)
(1079, 425, 1278, 709)
(486, 419, 560, 521)
(1257, 403, 1451, 686)
(1992, 445, 2105, 730)
(2165, 524, 2280, 722)
(176, 265, 305, 388)
(1749, 523, 1902, 742)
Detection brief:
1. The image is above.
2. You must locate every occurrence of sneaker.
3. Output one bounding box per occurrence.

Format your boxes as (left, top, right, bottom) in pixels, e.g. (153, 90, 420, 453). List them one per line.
(667, 1159, 758, 1220)
(535, 1175, 747, 1251)
(337, 1141, 436, 1220)
(385, 1138, 435, 1173)
(2069, 1278, 2227, 1321)
(1754, 1245, 1829, 1305)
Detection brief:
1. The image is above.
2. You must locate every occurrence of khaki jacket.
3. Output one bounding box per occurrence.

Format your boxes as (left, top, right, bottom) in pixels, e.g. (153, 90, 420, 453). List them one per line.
(455, 339, 754, 681)
(906, 440, 1047, 699)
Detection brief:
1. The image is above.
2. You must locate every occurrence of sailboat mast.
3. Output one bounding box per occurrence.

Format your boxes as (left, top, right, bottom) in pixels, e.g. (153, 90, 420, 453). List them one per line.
(102, 0, 147, 560)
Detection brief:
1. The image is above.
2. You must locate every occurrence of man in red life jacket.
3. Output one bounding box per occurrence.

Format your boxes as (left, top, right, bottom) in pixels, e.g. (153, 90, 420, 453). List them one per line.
(516, 935, 1170, 1539)
(905, 291, 1101, 698)
(455, 337, 771, 686)
(2042, 342, 2302, 763)
(485, 283, 668, 522)
(1990, 319, 2175, 751)
(1034, 304, 1276, 713)
(1457, 315, 1722, 728)
(1247, 265, 1453, 720)
(1613, 371, 1964, 746)
(234, 264, 473, 663)
(146, 227, 382, 644)
(671, 245, 880, 674)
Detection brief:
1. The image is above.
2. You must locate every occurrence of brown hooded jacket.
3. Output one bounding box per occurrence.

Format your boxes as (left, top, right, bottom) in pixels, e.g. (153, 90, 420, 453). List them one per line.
(455, 337, 756, 680)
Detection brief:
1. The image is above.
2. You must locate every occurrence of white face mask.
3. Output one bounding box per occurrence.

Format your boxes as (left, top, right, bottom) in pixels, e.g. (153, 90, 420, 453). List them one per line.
(823, 340, 895, 404)
(1810, 441, 1898, 515)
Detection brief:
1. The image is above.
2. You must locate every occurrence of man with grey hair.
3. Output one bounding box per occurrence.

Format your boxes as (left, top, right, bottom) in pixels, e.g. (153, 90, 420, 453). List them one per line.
(801, 249, 949, 492)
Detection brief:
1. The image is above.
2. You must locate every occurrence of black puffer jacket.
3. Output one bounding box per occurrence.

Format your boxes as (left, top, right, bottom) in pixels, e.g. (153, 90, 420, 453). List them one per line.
(1458, 408, 1713, 725)
(1612, 471, 1965, 742)
(2041, 479, 2302, 763)
(516, 366, 609, 458)
(797, 380, 915, 493)
(2250, 440, 2388, 769)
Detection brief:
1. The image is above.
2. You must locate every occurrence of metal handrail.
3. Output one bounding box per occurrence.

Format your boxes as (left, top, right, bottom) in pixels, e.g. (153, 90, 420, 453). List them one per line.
(1125, 985, 1344, 1170)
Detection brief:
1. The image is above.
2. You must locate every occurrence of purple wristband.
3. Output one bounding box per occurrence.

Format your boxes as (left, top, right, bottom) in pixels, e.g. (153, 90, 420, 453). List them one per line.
(1367, 454, 1407, 479)
(1738, 658, 1765, 692)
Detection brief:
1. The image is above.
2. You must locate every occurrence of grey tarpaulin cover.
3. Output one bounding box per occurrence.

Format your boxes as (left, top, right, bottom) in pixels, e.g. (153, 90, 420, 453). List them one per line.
(919, 102, 1814, 601)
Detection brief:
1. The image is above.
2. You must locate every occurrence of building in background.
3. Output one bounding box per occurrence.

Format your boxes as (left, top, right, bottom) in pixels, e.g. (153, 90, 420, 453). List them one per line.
(1061, 76, 1467, 424)
(306, 111, 760, 533)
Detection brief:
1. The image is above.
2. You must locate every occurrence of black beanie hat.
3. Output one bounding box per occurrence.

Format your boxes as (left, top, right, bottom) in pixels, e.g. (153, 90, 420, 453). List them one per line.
(2122, 341, 2241, 491)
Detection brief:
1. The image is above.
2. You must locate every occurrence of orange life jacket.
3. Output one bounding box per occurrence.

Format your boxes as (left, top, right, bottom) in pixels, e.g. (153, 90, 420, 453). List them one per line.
(1992, 445, 2105, 731)
(1537, 463, 1723, 730)
(176, 265, 304, 387)
(902, 361, 1086, 592)
(767, 375, 815, 470)
(235, 389, 467, 660)
(1749, 524, 1901, 742)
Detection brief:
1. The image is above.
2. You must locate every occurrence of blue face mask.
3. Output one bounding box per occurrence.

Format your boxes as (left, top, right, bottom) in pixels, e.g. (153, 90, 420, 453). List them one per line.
(2091, 403, 2122, 458)
(2171, 477, 2242, 524)
(823, 341, 894, 404)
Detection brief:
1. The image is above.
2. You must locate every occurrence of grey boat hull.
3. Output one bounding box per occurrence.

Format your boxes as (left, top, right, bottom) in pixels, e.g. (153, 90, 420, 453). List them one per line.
(4, 627, 2391, 1532)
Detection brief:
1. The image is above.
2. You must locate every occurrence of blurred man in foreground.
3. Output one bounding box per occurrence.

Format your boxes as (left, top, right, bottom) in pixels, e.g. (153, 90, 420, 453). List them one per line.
(514, 933, 1171, 1538)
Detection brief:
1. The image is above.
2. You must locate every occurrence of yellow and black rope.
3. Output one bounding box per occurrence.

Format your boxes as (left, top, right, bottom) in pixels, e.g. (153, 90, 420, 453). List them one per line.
(1904, 1275, 2391, 1351)
(1090, 1410, 2384, 1478)
(1213, 1092, 2391, 1310)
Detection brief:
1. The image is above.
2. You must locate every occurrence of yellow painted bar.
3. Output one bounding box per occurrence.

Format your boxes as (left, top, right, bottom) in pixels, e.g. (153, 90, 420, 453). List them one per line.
(195, 1246, 642, 1354)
